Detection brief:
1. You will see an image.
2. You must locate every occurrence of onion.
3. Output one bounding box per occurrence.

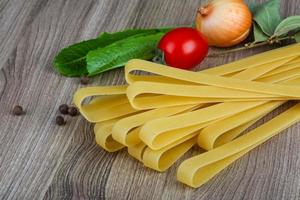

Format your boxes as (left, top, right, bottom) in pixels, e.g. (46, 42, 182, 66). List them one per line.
(196, 0, 252, 47)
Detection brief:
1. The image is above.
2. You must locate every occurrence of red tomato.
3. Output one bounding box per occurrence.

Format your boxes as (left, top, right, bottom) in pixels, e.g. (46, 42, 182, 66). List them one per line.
(158, 27, 209, 70)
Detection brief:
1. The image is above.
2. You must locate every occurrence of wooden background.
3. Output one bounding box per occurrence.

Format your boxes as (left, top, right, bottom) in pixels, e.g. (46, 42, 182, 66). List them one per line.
(0, 0, 300, 199)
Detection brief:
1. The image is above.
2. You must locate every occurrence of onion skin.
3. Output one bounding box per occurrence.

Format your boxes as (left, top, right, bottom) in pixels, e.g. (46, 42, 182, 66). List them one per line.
(196, 0, 252, 47)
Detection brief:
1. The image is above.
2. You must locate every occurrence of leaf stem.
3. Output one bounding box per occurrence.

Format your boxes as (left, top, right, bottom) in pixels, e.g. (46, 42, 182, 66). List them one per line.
(208, 42, 268, 57)
(271, 35, 295, 42)
(208, 36, 295, 57)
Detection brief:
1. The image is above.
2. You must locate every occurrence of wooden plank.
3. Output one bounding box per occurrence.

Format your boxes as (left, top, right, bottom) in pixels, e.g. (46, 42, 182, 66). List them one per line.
(0, 0, 299, 199)
(0, 0, 46, 70)
(44, 0, 300, 200)
(0, 0, 109, 199)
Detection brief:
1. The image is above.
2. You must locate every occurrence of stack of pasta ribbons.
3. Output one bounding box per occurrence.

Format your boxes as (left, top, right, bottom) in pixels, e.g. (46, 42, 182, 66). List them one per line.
(74, 43, 300, 188)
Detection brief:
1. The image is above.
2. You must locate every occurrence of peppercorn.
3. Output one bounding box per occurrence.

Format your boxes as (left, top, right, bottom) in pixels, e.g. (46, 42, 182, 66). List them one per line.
(56, 115, 66, 126)
(80, 76, 89, 85)
(68, 106, 79, 116)
(59, 104, 69, 115)
(13, 105, 24, 116)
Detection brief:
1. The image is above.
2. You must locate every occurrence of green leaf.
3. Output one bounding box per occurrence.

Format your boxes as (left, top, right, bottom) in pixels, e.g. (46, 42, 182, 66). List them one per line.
(98, 28, 170, 43)
(253, 22, 269, 42)
(250, 0, 282, 36)
(87, 33, 165, 76)
(53, 28, 171, 77)
(54, 38, 104, 77)
(273, 16, 300, 36)
(295, 32, 300, 42)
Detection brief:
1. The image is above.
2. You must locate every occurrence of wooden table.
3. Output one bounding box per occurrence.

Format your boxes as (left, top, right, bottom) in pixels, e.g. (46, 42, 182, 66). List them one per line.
(1, 0, 300, 199)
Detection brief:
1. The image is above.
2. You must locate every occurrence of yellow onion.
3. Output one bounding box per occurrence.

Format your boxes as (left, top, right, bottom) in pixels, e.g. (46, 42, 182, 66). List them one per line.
(196, 0, 252, 47)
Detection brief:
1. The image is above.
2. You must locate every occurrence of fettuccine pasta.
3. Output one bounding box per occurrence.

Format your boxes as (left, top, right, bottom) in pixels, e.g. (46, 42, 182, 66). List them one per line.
(73, 43, 300, 188)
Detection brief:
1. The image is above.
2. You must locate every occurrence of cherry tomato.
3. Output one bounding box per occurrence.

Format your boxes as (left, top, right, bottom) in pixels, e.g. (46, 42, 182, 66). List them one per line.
(158, 27, 209, 70)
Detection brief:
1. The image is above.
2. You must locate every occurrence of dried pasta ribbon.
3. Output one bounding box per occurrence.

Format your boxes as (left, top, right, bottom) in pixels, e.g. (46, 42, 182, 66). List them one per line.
(125, 56, 295, 109)
(74, 45, 299, 121)
(128, 143, 148, 162)
(78, 54, 294, 151)
(260, 56, 300, 78)
(143, 137, 196, 172)
(73, 86, 139, 123)
(177, 103, 300, 188)
(141, 112, 274, 172)
(85, 55, 297, 159)
(112, 104, 198, 146)
(212, 119, 260, 148)
(197, 76, 300, 150)
(197, 101, 284, 150)
(74, 52, 285, 121)
(141, 100, 290, 170)
(135, 59, 300, 149)
(94, 118, 125, 152)
(256, 67, 300, 83)
(139, 101, 266, 150)
(125, 43, 300, 85)
(129, 102, 293, 172)
(127, 81, 291, 99)
(125, 59, 300, 109)
(126, 57, 298, 110)
(72, 44, 300, 184)
(126, 57, 300, 168)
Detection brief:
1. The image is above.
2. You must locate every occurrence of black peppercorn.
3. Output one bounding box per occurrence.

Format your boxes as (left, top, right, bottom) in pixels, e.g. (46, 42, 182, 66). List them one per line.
(56, 115, 66, 126)
(80, 76, 89, 85)
(68, 106, 79, 116)
(59, 104, 69, 115)
(13, 105, 24, 116)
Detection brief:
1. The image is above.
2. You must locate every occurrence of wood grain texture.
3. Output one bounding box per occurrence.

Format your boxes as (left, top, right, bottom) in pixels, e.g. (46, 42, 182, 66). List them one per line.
(0, 0, 299, 199)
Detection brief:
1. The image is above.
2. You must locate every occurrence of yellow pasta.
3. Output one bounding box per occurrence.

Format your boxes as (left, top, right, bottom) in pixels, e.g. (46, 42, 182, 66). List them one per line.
(128, 142, 147, 162)
(139, 101, 266, 150)
(212, 119, 260, 148)
(80, 51, 296, 152)
(177, 103, 300, 188)
(256, 67, 300, 83)
(126, 59, 300, 110)
(132, 55, 300, 150)
(143, 137, 196, 172)
(260, 60, 300, 78)
(125, 57, 297, 110)
(94, 118, 125, 152)
(125, 43, 300, 85)
(197, 101, 284, 150)
(73, 86, 138, 123)
(142, 114, 269, 172)
(142, 108, 274, 172)
(72, 43, 300, 189)
(197, 76, 300, 150)
(112, 104, 198, 146)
